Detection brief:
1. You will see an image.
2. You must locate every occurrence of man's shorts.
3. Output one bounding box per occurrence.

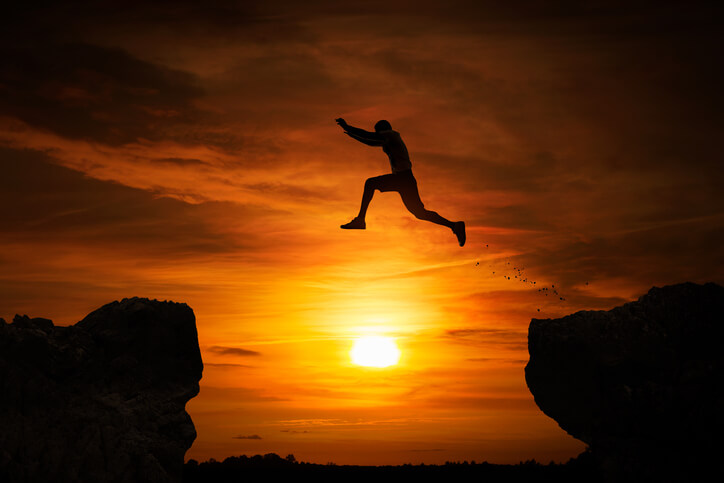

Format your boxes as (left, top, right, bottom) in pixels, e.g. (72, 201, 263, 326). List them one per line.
(371, 169, 425, 213)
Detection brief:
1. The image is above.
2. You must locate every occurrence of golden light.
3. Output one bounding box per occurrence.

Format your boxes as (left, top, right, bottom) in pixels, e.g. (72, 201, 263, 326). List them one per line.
(350, 336, 401, 368)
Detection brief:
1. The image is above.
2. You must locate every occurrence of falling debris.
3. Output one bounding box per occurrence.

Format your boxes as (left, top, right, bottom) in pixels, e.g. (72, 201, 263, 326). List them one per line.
(478, 256, 569, 310)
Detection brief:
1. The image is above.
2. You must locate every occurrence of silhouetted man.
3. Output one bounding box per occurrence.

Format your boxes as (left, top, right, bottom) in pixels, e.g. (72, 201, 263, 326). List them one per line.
(336, 118, 466, 247)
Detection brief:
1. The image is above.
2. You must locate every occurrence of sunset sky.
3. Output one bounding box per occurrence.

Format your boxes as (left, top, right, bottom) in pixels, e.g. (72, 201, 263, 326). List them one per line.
(2, 1, 722, 465)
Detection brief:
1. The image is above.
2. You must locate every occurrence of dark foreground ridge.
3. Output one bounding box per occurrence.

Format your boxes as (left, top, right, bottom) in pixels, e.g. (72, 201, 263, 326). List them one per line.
(0, 297, 203, 483)
(526, 282, 724, 481)
(183, 452, 596, 483)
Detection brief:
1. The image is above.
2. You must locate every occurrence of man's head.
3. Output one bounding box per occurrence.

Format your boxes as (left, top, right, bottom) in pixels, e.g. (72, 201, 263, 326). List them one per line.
(374, 120, 392, 132)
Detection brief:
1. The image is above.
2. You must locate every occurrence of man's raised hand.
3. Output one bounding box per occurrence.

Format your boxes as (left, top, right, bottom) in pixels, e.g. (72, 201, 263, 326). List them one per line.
(335, 118, 348, 129)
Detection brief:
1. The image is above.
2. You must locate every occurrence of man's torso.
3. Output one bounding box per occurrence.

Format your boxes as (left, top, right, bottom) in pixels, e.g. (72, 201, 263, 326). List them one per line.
(379, 130, 412, 173)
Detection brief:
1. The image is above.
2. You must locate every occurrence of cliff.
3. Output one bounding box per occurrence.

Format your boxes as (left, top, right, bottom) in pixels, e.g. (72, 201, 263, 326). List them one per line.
(525, 282, 724, 480)
(0, 297, 203, 482)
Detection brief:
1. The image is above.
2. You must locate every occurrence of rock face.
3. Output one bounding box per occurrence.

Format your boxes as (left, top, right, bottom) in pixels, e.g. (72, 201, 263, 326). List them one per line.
(525, 282, 724, 479)
(0, 297, 203, 483)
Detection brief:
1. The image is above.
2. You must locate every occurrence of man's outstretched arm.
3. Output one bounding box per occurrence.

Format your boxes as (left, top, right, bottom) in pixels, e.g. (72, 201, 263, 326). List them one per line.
(336, 118, 384, 145)
(345, 131, 383, 146)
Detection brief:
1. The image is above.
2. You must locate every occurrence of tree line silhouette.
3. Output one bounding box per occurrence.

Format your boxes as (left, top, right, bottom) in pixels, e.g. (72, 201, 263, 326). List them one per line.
(183, 451, 598, 482)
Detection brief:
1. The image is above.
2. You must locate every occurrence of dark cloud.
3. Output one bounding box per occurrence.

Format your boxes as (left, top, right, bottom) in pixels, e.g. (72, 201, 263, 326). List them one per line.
(243, 182, 341, 202)
(209, 346, 262, 357)
(1, 1, 295, 43)
(154, 157, 208, 167)
(218, 52, 336, 100)
(0, 148, 255, 256)
(416, 151, 565, 196)
(232, 434, 262, 440)
(511, 221, 724, 298)
(0, 43, 204, 145)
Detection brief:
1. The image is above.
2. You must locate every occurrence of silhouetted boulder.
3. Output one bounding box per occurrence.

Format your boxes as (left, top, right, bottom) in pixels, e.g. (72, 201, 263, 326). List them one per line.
(525, 282, 724, 481)
(0, 297, 203, 483)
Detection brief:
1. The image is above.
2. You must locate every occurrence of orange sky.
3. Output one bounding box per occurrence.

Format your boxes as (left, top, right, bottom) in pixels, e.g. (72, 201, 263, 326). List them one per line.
(1, 1, 723, 465)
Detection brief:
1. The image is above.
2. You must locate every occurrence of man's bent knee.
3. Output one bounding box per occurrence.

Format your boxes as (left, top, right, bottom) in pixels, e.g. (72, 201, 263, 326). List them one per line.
(365, 177, 382, 191)
(409, 206, 431, 220)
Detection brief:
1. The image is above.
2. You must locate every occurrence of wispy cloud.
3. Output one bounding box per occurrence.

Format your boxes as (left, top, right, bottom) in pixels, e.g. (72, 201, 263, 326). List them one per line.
(204, 362, 254, 368)
(208, 346, 261, 357)
(444, 328, 528, 350)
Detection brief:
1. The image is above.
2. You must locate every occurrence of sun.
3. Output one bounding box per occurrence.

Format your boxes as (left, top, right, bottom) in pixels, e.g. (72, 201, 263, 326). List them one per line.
(350, 336, 401, 368)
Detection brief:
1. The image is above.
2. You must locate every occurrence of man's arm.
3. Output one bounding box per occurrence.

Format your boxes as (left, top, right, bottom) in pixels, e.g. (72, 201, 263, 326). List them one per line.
(345, 131, 384, 146)
(336, 118, 384, 145)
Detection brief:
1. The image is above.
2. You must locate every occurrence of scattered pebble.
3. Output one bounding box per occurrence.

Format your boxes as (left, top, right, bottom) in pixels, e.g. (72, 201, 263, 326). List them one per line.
(477, 254, 571, 311)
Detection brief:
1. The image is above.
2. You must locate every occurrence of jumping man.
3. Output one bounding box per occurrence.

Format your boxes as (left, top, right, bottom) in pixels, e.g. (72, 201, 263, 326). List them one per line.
(336, 118, 466, 247)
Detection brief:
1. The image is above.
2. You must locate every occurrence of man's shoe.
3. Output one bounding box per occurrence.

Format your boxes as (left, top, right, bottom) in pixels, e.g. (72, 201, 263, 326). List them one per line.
(341, 217, 366, 229)
(453, 221, 466, 247)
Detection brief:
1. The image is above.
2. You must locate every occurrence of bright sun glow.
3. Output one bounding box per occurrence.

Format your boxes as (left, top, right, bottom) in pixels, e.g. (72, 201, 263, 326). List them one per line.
(350, 336, 401, 368)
